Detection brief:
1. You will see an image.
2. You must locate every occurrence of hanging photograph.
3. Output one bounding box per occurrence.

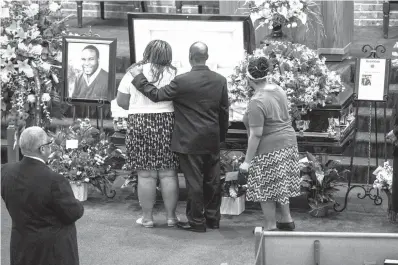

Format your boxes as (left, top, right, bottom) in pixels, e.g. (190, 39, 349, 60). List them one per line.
(62, 36, 117, 103)
(354, 58, 391, 102)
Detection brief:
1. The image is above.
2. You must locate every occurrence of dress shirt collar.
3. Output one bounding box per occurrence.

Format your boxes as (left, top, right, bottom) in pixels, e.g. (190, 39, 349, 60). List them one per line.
(24, 155, 46, 164)
(191, 65, 209, 71)
(84, 66, 101, 86)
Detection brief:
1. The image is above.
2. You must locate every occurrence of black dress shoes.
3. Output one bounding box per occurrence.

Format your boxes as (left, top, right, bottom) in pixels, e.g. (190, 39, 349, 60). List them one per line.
(206, 221, 220, 229)
(276, 221, 295, 231)
(176, 221, 206, 233)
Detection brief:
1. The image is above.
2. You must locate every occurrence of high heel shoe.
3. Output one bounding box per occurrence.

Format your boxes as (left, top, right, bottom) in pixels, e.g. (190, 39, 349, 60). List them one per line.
(276, 221, 295, 231)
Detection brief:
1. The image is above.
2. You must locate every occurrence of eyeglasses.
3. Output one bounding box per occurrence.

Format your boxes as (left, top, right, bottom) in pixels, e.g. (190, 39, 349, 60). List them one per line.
(38, 139, 53, 149)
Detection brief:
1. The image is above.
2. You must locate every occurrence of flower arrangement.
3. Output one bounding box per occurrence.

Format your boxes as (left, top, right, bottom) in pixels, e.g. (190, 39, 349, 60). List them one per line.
(47, 118, 127, 198)
(299, 152, 348, 216)
(221, 154, 247, 198)
(0, 1, 73, 131)
(373, 161, 396, 222)
(373, 161, 393, 193)
(246, 0, 323, 32)
(227, 41, 344, 120)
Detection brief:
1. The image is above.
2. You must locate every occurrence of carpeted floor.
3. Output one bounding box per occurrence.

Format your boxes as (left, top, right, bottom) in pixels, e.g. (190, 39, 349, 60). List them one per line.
(2, 188, 398, 265)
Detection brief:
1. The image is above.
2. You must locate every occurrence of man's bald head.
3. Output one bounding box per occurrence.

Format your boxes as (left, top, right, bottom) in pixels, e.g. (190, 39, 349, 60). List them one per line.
(189, 42, 208, 65)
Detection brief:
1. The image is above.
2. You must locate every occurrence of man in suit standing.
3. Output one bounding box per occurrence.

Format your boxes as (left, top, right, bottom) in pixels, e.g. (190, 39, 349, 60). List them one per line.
(1, 127, 84, 265)
(129, 41, 229, 232)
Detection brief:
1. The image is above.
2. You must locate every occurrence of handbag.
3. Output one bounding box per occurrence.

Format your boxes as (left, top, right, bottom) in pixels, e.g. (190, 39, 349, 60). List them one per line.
(237, 170, 248, 186)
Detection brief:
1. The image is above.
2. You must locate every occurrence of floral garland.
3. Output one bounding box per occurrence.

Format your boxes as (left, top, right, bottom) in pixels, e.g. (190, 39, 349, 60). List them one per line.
(0, 1, 73, 131)
(227, 41, 344, 120)
(246, 0, 323, 32)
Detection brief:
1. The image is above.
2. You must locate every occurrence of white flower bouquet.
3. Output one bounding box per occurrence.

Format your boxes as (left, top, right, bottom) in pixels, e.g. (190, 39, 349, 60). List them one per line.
(228, 41, 345, 120)
(1, 0, 73, 130)
(373, 161, 393, 192)
(246, 0, 323, 31)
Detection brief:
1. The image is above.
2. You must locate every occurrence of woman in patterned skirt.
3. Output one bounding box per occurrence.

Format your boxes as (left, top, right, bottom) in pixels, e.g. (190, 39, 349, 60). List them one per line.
(116, 40, 179, 228)
(239, 57, 301, 231)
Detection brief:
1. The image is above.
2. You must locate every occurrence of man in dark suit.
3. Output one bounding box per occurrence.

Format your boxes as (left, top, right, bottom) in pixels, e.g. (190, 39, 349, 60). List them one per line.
(129, 41, 229, 232)
(1, 126, 84, 265)
(387, 100, 398, 223)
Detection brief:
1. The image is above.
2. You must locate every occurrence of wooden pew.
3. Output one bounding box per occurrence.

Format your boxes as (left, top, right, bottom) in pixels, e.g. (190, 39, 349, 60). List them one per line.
(383, 1, 398, 39)
(253, 228, 398, 265)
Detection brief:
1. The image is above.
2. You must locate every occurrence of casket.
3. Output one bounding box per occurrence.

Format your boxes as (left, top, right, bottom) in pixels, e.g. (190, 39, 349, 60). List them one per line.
(225, 84, 355, 155)
(112, 13, 256, 144)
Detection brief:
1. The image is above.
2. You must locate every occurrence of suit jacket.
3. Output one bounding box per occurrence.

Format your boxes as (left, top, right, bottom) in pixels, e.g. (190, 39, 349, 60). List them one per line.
(72, 68, 109, 100)
(1, 157, 84, 265)
(132, 65, 229, 154)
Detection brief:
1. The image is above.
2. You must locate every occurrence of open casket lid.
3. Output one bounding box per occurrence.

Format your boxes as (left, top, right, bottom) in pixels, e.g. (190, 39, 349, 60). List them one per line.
(127, 13, 255, 78)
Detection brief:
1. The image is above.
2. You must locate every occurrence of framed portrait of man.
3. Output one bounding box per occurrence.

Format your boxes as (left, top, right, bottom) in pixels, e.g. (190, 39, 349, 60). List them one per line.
(62, 36, 117, 104)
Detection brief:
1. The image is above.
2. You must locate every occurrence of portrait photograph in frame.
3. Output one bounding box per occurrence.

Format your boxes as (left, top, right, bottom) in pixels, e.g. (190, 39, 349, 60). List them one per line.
(62, 36, 117, 104)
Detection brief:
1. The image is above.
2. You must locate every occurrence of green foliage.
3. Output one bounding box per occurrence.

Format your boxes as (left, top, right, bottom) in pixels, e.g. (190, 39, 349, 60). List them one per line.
(299, 152, 349, 207)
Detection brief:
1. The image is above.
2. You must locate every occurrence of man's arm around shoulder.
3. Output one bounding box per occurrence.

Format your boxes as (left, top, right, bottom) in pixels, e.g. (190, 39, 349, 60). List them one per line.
(50, 172, 84, 225)
(132, 73, 179, 102)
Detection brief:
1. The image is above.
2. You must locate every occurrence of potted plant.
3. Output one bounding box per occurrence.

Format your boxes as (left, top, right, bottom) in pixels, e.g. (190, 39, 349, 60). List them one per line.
(48, 118, 126, 201)
(373, 161, 395, 222)
(220, 153, 247, 215)
(299, 152, 349, 217)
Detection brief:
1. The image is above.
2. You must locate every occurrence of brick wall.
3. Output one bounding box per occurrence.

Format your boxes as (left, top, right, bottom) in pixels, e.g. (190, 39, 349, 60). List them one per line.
(61, 1, 398, 27)
(354, 0, 398, 26)
(61, 1, 219, 18)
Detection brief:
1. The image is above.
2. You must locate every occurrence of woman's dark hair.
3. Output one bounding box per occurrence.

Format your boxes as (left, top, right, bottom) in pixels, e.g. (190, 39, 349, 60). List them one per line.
(138, 40, 177, 84)
(247, 57, 269, 79)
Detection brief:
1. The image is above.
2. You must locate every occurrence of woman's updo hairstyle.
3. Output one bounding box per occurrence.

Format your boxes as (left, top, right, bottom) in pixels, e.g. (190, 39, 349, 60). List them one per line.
(246, 57, 269, 81)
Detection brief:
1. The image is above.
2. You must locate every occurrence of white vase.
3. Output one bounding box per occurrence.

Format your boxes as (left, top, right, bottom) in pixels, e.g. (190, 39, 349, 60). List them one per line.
(69, 182, 88, 202)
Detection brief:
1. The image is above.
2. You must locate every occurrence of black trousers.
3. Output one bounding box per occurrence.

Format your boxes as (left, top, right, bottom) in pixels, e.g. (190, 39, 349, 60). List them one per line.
(392, 151, 398, 212)
(177, 152, 221, 227)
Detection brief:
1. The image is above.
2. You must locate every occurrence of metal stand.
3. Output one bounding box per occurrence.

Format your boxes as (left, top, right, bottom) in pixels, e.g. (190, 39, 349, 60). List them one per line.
(80, 26, 100, 38)
(64, 27, 114, 196)
(334, 45, 388, 212)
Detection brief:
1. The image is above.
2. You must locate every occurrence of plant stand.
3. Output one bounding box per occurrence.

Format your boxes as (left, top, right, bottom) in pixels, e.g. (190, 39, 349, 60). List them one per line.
(70, 182, 88, 201)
